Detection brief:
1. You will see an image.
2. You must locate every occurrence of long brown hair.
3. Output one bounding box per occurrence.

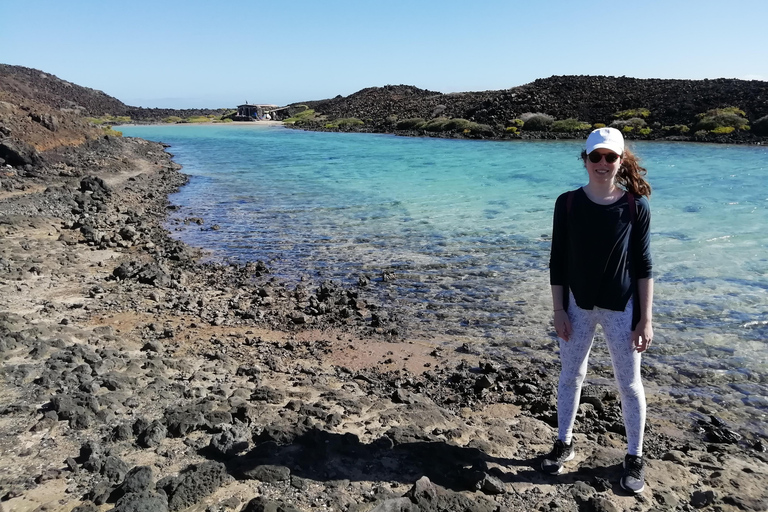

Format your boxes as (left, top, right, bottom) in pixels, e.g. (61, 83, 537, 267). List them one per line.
(581, 147, 652, 198)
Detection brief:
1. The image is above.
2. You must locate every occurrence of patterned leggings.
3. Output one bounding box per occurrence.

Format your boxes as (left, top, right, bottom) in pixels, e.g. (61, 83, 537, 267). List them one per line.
(557, 293, 646, 456)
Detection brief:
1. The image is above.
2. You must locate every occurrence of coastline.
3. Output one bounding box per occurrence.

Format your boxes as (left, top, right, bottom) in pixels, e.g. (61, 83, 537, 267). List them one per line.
(1, 136, 767, 511)
(115, 120, 286, 128)
(284, 122, 767, 145)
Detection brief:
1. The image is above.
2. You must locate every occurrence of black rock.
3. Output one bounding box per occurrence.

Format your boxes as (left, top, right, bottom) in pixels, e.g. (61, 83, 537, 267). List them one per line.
(691, 489, 717, 508)
(80, 176, 111, 196)
(240, 464, 291, 483)
(88, 480, 114, 506)
(209, 426, 251, 458)
(121, 466, 155, 495)
(699, 417, 742, 444)
(164, 409, 208, 437)
(79, 440, 105, 472)
(587, 497, 620, 512)
(474, 375, 495, 392)
(71, 502, 99, 512)
(111, 491, 169, 512)
(476, 474, 505, 495)
(241, 497, 302, 512)
(0, 138, 42, 167)
(160, 461, 229, 512)
(138, 420, 167, 448)
(101, 455, 129, 484)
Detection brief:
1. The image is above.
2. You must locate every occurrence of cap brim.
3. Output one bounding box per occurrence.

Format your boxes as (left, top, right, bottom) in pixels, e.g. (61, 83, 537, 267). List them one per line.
(588, 143, 623, 154)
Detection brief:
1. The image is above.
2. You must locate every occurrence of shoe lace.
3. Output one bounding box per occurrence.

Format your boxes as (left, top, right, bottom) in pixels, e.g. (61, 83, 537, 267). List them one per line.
(626, 456, 643, 478)
(551, 440, 568, 459)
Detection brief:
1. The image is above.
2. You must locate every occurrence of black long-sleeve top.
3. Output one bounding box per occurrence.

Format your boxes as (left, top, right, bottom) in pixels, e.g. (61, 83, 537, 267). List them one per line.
(549, 187, 652, 326)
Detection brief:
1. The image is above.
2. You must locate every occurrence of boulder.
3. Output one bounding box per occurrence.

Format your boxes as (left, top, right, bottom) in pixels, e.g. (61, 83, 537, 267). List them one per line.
(0, 138, 42, 167)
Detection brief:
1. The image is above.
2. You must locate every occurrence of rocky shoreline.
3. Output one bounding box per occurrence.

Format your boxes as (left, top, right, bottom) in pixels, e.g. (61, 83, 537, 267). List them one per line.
(0, 127, 767, 512)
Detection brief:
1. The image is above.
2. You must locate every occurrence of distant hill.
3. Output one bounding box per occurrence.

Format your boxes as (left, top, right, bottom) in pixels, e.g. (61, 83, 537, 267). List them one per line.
(295, 76, 768, 141)
(0, 64, 232, 169)
(0, 64, 226, 121)
(0, 64, 130, 116)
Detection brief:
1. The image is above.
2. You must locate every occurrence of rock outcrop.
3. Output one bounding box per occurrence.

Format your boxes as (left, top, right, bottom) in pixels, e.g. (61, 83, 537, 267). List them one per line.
(294, 76, 768, 142)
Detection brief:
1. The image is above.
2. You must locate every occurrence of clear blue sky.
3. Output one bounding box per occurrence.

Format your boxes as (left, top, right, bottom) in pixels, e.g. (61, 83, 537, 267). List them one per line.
(2, 0, 766, 109)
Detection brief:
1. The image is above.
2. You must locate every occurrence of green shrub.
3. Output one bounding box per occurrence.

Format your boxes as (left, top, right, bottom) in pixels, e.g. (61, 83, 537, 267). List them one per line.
(521, 112, 554, 131)
(86, 116, 111, 125)
(694, 107, 749, 132)
(662, 124, 690, 135)
(506, 126, 519, 134)
(614, 108, 651, 119)
(506, 119, 524, 128)
(424, 117, 452, 132)
(395, 118, 427, 130)
(102, 126, 122, 137)
(592, 123, 606, 129)
(638, 128, 652, 136)
(86, 114, 132, 125)
(611, 117, 647, 131)
(694, 130, 708, 138)
(163, 116, 183, 123)
(551, 118, 592, 132)
(185, 116, 211, 123)
(721, 106, 746, 116)
(445, 118, 474, 131)
(752, 114, 768, 136)
(711, 126, 735, 134)
(325, 118, 364, 129)
(418, 117, 491, 134)
(284, 109, 318, 124)
(467, 122, 494, 135)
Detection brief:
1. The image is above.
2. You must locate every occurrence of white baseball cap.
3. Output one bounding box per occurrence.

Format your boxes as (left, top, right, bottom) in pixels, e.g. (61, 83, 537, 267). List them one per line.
(586, 127, 624, 155)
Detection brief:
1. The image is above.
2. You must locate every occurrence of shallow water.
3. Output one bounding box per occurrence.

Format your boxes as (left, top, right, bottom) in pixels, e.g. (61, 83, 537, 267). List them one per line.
(120, 124, 768, 429)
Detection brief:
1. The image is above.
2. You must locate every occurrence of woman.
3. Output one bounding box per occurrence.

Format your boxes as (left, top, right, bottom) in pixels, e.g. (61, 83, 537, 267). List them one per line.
(543, 127, 653, 494)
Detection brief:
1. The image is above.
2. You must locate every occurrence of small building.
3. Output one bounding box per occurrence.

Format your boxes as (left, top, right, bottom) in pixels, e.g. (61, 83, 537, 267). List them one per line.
(234, 104, 279, 121)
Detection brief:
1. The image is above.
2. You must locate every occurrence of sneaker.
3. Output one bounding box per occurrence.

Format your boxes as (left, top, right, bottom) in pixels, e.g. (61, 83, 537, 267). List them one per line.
(620, 454, 645, 493)
(541, 439, 575, 474)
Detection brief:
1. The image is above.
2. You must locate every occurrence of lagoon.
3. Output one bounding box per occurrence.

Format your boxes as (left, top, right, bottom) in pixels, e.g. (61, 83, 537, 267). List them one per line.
(119, 124, 768, 429)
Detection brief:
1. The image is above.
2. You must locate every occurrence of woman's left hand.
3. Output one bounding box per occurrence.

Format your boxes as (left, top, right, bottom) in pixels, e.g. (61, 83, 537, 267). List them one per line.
(631, 318, 653, 353)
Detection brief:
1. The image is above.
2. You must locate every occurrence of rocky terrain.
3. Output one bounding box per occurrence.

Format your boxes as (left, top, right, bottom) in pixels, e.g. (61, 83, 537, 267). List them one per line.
(292, 77, 768, 143)
(1, 65, 768, 512)
(0, 65, 227, 123)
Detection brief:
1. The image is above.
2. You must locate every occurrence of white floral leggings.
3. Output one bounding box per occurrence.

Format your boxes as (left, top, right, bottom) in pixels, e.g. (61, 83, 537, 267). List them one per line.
(557, 292, 646, 456)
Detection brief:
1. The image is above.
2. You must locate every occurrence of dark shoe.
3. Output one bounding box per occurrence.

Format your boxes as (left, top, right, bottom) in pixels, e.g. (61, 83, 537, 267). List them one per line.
(620, 454, 645, 493)
(541, 439, 574, 474)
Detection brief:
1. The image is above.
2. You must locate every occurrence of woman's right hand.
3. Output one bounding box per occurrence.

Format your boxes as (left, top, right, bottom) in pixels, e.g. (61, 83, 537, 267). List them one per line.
(554, 309, 572, 341)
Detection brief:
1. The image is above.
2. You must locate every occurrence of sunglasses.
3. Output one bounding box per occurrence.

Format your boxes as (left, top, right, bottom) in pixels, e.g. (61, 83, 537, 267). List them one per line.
(588, 152, 621, 164)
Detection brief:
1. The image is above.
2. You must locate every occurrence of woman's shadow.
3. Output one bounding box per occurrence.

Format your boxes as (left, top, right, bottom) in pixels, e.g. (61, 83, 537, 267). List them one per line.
(200, 424, 625, 493)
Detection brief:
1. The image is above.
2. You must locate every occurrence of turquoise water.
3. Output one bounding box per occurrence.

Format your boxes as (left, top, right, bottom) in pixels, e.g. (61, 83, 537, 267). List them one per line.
(120, 124, 768, 421)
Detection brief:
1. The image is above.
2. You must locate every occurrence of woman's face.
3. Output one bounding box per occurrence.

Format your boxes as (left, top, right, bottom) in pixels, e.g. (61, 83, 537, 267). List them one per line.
(585, 149, 622, 186)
